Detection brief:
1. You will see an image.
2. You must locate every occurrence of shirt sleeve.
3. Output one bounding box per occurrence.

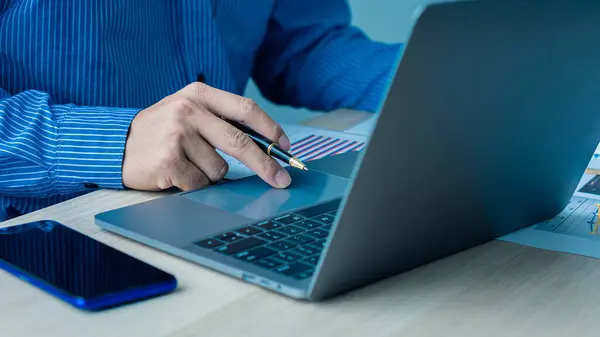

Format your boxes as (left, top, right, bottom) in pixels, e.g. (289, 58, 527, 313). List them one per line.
(251, 0, 403, 113)
(0, 88, 139, 198)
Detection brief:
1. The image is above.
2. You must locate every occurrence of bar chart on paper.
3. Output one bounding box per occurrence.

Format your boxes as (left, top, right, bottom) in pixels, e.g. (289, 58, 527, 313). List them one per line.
(220, 124, 367, 180)
(534, 196, 600, 240)
(498, 193, 600, 259)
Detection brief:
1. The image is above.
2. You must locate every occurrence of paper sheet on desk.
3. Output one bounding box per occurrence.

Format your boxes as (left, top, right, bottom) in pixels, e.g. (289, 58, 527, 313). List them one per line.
(219, 124, 367, 180)
(586, 143, 600, 170)
(498, 173, 600, 259)
(344, 116, 376, 136)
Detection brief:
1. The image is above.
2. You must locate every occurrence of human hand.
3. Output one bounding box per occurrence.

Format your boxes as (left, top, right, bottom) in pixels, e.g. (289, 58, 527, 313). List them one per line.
(121, 82, 292, 191)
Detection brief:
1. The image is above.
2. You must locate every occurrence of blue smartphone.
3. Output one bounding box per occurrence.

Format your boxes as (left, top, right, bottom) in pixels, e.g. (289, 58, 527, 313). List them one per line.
(0, 220, 177, 311)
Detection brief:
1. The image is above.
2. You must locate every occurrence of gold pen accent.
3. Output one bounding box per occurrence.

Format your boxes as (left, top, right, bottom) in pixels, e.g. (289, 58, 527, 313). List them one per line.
(289, 157, 308, 171)
(265, 141, 308, 171)
(267, 143, 275, 156)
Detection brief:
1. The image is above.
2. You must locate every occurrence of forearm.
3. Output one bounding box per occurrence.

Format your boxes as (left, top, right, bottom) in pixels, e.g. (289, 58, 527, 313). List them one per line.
(0, 88, 139, 198)
(280, 27, 402, 112)
(252, 0, 403, 112)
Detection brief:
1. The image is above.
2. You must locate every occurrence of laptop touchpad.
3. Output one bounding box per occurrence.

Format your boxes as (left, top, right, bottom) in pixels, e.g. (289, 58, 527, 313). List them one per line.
(181, 169, 349, 220)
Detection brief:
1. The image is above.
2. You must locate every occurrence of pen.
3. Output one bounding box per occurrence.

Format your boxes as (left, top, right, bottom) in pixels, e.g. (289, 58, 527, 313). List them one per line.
(192, 75, 306, 171)
(227, 120, 308, 171)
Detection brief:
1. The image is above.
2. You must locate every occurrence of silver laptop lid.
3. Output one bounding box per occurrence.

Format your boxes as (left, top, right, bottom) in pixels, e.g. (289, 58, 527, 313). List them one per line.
(309, 0, 600, 300)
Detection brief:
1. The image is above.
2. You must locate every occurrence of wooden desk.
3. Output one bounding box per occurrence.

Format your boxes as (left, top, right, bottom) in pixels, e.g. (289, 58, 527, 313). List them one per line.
(2, 111, 600, 337)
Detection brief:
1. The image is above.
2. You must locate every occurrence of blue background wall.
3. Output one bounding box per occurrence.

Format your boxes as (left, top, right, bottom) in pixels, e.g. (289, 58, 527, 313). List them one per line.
(244, 0, 434, 125)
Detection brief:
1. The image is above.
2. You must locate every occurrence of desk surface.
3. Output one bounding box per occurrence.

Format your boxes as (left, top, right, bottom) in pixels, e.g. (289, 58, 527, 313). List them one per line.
(2, 110, 600, 337)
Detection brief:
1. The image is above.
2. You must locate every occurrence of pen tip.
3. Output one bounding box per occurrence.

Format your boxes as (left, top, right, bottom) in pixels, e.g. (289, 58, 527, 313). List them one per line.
(289, 157, 308, 171)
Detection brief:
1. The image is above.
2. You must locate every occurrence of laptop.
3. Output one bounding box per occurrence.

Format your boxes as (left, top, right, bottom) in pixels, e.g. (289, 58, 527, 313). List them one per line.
(95, 0, 600, 300)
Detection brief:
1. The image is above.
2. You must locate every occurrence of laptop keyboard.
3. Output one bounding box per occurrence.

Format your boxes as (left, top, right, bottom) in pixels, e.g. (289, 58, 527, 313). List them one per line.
(194, 199, 340, 280)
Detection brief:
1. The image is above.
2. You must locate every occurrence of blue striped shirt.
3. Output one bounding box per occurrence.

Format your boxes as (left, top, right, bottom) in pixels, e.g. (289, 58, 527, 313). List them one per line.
(0, 0, 401, 222)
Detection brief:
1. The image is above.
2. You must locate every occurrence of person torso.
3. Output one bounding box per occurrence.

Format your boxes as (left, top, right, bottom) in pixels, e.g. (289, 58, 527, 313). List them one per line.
(0, 0, 275, 108)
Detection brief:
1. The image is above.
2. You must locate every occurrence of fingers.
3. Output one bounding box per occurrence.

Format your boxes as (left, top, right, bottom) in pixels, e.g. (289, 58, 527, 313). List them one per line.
(170, 157, 211, 191)
(181, 82, 291, 150)
(182, 135, 229, 182)
(191, 111, 292, 188)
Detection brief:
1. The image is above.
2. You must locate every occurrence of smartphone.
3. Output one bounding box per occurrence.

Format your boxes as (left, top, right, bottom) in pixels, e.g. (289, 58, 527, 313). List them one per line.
(0, 220, 177, 310)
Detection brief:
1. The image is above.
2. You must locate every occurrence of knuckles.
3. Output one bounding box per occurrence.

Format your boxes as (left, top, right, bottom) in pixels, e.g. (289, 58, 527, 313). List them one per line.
(169, 98, 196, 118)
(224, 126, 253, 154)
(162, 99, 196, 142)
(141, 87, 269, 189)
(156, 177, 173, 190)
(238, 97, 259, 119)
(187, 82, 210, 98)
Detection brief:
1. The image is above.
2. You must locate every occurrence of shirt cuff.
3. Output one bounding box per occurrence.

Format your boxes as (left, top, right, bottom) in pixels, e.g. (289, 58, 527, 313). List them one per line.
(52, 105, 140, 193)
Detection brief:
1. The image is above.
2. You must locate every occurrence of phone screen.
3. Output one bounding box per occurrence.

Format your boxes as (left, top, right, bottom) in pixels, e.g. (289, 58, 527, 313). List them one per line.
(0, 220, 176, 309)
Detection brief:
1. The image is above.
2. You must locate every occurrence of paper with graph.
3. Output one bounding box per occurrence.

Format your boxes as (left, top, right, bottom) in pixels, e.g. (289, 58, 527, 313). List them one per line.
(502, 142, 600, 260)
(219, 124, 366, 180)
(585, 143, 600, 170)
(533, 196, 600, 238)
(499, 174, 600, 258)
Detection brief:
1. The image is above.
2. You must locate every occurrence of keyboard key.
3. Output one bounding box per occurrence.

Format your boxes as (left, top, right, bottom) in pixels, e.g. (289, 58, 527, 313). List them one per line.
(236, 226, 262, 236)
(275, 251, 302, 262)
(274, 262, 312, 276)
(307, 240, 326, 250)
(304, 255, 320, 266)
(254, 257, 284, 269)
(268, 240, 296, 251)
(258, 231, 288, 241)
(305, 229, 329, 239)
(214, 237, 266, 255)
(326, 210, 338, 216)
(293, 270, 314, 280)
(295, 219, 322, 230)
(195, 238, 223, 248)
(322, 224, 332, 231)
(291, 246, 320, 256)
(312, 214, 335, 224)
(278, 225, 305, 236)
(295, 199, 340, 218)
(235, 247, 276, 262)
(287, 235, 314, 245)
(255, 220, 282, 230)
(216, 232, 242, 242)
(225, 235, 243, 242)
(274, 214, 303, 225)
